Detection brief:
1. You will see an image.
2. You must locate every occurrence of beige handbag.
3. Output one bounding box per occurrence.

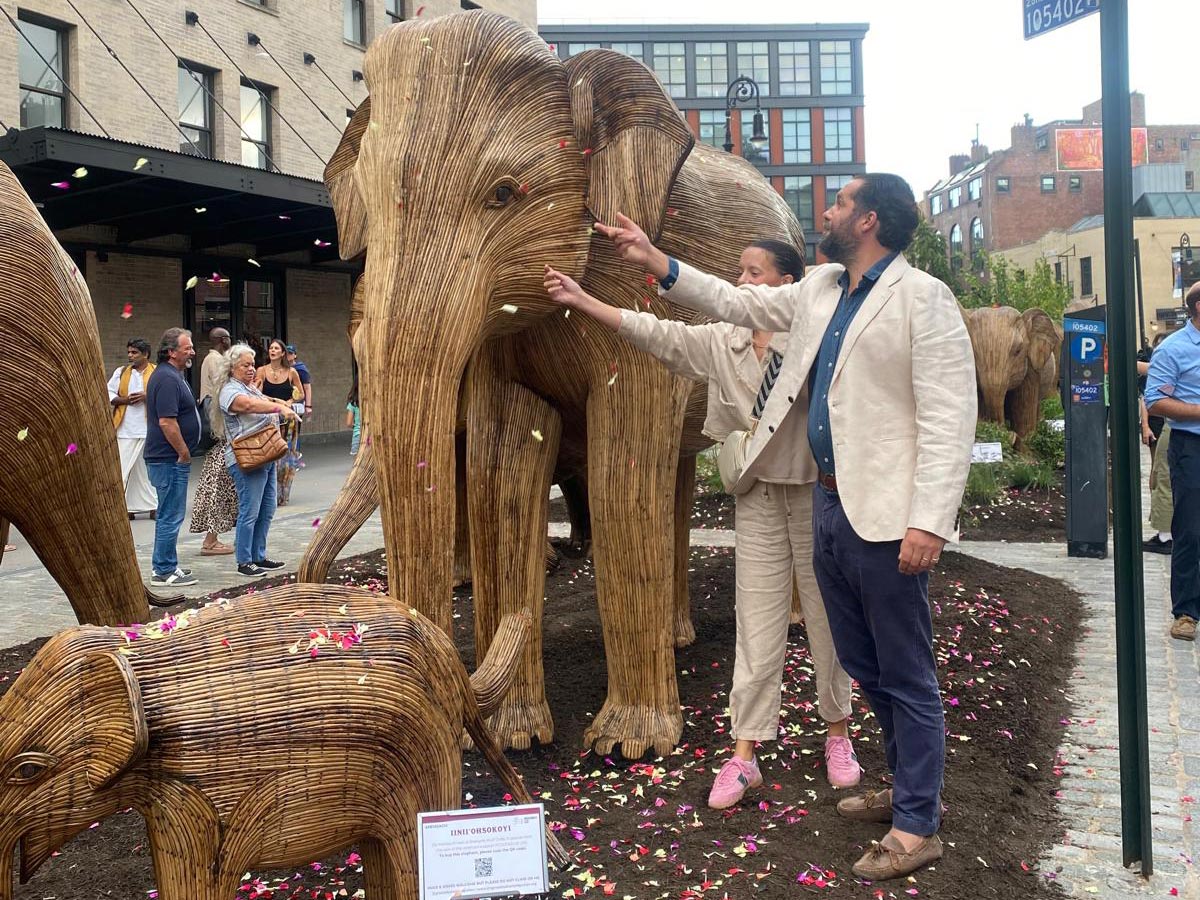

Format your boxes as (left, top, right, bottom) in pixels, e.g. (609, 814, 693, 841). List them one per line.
(232, 422, 288, 472)
(717, 420, 757, 493)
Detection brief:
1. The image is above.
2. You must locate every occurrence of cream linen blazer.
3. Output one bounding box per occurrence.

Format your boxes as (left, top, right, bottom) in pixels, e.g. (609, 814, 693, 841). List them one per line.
(662, 255, 976, 543)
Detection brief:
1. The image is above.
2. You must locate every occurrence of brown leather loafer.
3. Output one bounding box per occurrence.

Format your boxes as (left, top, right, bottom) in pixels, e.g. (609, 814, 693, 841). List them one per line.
(852, 833, 943, 881)
(836, 788, 893, 823)
(1171, 616, 1197, 641)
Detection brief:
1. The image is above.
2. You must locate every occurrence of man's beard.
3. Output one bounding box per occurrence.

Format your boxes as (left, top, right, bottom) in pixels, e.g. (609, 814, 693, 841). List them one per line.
(185, 359, 193, 368)
(818, 228, 855, 266)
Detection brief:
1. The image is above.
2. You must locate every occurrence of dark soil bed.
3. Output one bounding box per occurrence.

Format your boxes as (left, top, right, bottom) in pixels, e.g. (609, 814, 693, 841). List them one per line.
(958, 473, 1066, 544)
(3, 549, 1080, 899)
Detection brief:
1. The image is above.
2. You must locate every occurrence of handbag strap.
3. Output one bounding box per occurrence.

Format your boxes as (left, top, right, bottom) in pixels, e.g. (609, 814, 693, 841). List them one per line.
(750, 350, 784, 420)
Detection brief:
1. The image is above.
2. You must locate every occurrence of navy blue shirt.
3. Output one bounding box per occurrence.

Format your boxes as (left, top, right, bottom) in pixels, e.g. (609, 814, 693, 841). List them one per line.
(294, 361, 311, 386)
(808, 253, 898, 475)
(143, 363, 201, 462)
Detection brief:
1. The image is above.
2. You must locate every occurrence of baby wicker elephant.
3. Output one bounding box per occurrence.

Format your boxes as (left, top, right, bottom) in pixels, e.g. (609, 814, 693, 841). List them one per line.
(0, 584, 563, 900)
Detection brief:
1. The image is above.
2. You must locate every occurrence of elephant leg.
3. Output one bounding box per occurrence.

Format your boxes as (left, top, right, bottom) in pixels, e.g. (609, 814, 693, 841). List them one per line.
(466, 362, 561, 750)
(583, 370, 688, 759)
(135, 780, 223, 900)
(673, 455, 696, 648)
(297, 434, 378, 583)
(359, 836, 416, 900)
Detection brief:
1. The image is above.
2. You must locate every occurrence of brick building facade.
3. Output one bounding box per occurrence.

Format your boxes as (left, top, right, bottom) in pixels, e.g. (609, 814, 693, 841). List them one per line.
(924, 93, 1200, 276)
(0, 0, 535, 435)
(539, 23, 870, 264)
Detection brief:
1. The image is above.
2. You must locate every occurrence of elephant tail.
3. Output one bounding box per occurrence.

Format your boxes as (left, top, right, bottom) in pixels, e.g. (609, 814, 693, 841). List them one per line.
(469, 610, 530, 719)
(461, 616, 570, 870)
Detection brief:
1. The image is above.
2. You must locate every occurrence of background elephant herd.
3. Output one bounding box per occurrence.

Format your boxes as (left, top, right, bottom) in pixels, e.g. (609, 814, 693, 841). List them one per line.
(0, 11, 1066, 899)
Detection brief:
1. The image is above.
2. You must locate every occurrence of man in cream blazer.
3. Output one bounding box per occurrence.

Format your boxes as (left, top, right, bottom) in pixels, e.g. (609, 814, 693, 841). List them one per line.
(593, 174, 976, 881)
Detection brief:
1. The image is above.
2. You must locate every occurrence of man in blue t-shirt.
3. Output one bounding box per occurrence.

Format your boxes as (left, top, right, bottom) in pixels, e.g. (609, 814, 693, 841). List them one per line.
(144, 327, 201, 587)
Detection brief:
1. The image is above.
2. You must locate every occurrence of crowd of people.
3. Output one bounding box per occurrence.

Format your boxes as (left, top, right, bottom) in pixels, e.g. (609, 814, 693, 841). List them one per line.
(112, 327, 315, 587)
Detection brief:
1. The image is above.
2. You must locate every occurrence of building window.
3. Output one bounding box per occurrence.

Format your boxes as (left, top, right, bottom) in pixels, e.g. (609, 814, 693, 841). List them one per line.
(694, 42, 728, 98)
(1188, 171, 1195, 191)
(177, 64, 214, 157)
(736, 42, 769, 96)
(969, 217, 984, 263)
(1041, 175, 1056, 192)
(778, 40, 811, 97)
(651, 42, 686, 98)
(1155, 137, 1164, 152)
(930, 193, 943, 216)
(826, 174, 853, 196)
(1035, 131, 1049, 150)
(824, 107, 853, 163)
(967, 177, 982, 201)
(1183, 138, 1190, 151)
(240, 80, 273, 170)
(996, 176, 1011, 193)
(1054, 261, 1063, 284)
(386, 0, 404, 19)
(1080, 256, 1093, 296)
(17, 15, 68, 129)
(609, 42, 643, 62)
(948, 186, 961, 208)
(740, 114, 769, 165)
(783, 175, 813, 226)
(698, 109, 725, 149)
(818, 40, 852, 95)
(949, 223, 963, 272)
(343, 0, 365, 44)
(566, 43, 601, 57)
(780, 108, 811, 164)
(1069, 174, 1082, 192)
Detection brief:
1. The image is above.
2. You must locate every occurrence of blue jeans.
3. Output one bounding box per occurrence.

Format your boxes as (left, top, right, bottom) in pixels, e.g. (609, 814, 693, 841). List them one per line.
(228, 461, 277, 565)
(147, 460, 191, 576)
(812, 484, 944, 836)
(1168, 429, 1200, 621)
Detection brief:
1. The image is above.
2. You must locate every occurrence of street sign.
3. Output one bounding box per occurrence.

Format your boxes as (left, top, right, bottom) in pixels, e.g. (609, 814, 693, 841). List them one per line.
(1024, 0, 1100, 40)
(1072, 333, 1104, 362)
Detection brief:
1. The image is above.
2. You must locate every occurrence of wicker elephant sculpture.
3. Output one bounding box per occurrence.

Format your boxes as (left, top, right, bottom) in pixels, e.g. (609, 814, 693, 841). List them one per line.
(302, 11, 804, 759)
(0, 585, 563, 900)
(0, 161, 166, 626)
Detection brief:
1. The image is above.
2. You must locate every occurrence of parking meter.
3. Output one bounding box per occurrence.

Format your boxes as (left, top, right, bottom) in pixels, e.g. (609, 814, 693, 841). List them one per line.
(1062, 305, 1109, 558)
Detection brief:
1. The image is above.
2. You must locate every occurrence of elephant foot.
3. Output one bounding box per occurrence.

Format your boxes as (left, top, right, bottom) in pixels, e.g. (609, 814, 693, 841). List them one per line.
(583, 700, 682, 760)
(485, 698, 555, 751)
(673, 612, 696, 648)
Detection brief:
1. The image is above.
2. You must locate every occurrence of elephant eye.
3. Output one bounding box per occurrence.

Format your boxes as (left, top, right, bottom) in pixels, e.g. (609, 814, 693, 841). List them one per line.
(485, 178, 524, 209)
(5, 751, 56, 785)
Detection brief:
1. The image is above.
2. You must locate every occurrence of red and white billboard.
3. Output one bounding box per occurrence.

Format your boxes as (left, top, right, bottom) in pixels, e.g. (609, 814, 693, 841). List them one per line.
(1055, 128, 1149, 171)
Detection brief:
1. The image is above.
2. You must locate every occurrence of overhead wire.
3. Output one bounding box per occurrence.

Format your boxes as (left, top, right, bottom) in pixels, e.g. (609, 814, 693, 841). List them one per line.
(58, 0, 200, 153)
(251, 37, 345, 135)
(0, 4, 111, 137)
(305, 54, 359, 109)
(188, 12, 329, 166)
(122, 0, 280, 173)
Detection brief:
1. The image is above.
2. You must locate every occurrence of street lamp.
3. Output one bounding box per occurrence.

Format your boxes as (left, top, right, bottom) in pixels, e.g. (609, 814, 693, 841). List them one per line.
(723, 75, 767, 155)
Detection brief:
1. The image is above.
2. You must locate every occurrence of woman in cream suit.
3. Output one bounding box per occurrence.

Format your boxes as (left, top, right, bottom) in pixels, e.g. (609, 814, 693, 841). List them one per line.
(544, 240, 861, 811)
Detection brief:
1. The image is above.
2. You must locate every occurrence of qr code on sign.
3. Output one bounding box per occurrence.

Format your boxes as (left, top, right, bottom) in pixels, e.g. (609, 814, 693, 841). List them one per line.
(474, 856, 493, 878)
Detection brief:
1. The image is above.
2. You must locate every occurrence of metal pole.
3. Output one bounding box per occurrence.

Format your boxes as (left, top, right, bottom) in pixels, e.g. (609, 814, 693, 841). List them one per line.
(1100, 0, 1153, 874)
(1134, 238, 1146, 348)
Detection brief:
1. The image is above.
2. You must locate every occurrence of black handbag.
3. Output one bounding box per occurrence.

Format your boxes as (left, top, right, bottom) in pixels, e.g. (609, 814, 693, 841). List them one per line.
(196, 395, 217, 455)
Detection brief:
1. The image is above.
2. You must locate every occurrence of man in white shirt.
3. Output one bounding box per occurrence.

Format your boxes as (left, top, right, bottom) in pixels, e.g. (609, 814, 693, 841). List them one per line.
(108, 338, 157, 518)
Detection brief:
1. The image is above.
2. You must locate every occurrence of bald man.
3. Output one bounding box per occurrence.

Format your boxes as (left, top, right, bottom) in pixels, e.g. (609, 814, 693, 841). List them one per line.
(199, 327, 231, 403)
(1146, 281, 1200, 641)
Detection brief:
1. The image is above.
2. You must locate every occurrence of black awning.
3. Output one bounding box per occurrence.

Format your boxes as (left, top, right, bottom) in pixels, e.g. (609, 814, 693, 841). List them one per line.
(0, 126, 348, 263)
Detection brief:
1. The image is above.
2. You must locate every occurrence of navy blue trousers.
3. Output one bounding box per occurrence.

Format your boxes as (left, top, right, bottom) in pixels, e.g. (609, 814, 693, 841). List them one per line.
(812, 484, 944, 836)
(1168, 429, 1200, 621)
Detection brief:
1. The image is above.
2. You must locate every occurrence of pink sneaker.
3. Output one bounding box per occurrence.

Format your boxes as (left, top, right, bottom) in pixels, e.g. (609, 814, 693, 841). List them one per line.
(708, 756, 763, 810)
(824, 736, 862, 788)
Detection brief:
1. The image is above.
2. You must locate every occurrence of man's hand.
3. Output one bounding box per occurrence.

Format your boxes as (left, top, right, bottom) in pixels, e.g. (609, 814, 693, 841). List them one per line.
(127, 391, 145, 405)
(176, 452, 191, 464)
(1142, 425, 1155, 446)
(898, 528, 945, 575)
(593, 213, 671, 278)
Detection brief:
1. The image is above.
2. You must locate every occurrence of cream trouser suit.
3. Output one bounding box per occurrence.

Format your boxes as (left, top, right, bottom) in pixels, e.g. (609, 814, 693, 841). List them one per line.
(618, 312, 853, 741)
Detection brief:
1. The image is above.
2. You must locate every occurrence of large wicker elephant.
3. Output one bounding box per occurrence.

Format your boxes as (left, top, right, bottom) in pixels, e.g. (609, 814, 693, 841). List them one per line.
(0, 161, 162, 626)
(0, 585, 560, 900)
(962, 305, 1061, 443)
(309, 11, 803, 758)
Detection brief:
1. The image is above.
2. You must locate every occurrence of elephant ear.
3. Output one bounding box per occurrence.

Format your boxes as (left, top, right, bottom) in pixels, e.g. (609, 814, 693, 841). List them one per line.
(80, 652, 148, 790)
(324, 98, 371, 260)
(565, 49, 694, 242)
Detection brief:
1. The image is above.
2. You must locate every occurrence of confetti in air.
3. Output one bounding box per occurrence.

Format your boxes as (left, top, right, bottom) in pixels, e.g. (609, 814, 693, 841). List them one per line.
(531, 429, 544, 442)
(195, 207, 207, 214)
(185, 276, 199, 290)
(312, 518, 321, 528)
(65, 443, 78, 455)
(248, 258, 261, 267)
(16, 428, 28, 441)
(133, 157, 149, 171)
(314, 239, 332, 248)
(501, 304, 519, 314)
(121, 303, 133, 319)
(50, 181, 70, 190)
(73, 167, 88, 178)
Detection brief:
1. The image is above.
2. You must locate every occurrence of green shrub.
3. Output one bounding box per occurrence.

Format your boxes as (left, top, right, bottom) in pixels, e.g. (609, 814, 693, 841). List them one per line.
(1003, 458, 1056, 491)
(695, 446, 724, 493)
(963, 463, 1003, 505)
(1025, 419, 1065, 468)
(974, 419, 1015, 459)
(1041, 394, 1065, 421)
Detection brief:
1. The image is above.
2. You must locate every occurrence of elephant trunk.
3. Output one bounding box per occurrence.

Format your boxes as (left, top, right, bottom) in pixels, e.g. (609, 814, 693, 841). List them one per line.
(470, 610, 532, 718)
(0, 836, 11, 900)
(978, 383, 1008, 427)
(298, 436, 379, 584)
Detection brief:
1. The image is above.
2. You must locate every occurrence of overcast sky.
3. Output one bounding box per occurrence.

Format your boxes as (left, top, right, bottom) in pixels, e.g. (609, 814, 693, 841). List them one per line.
(537, 1, 1193, 194)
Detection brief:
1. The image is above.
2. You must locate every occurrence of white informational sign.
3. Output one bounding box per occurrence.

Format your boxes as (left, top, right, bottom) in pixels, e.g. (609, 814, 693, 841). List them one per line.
(1047, 418, 1065, 432)
(418, 804, 549, 900)
(972, 441, 1004, 463)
